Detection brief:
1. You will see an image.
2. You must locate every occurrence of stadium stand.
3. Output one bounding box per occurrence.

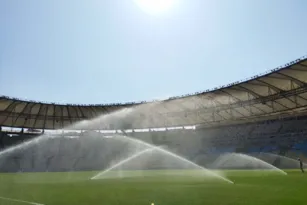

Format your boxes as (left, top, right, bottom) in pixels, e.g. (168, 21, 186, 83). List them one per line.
(1, 56, 307, 172)
(1, 115, 307, 172)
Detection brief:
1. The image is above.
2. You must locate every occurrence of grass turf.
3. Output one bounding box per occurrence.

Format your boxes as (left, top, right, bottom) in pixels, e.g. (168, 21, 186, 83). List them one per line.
(0, 170, 306, 205)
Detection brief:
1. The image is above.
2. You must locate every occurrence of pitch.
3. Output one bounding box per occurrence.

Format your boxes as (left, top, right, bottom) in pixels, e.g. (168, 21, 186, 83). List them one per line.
(0, 170, 306, 205)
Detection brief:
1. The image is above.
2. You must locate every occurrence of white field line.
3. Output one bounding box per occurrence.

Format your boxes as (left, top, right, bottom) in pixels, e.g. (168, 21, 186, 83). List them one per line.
(0, 196, 45, 205)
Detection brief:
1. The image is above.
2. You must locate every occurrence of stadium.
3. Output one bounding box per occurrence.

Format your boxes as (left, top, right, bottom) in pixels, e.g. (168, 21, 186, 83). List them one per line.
(1, 56, 307, 205)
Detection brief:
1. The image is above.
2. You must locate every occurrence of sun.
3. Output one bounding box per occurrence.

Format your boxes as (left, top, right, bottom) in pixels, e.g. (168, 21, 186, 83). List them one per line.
(134, 0, 176, 15)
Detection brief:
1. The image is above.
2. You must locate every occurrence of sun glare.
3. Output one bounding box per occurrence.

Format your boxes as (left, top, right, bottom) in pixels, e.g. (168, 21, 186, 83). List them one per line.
(134, 0, 176, 15)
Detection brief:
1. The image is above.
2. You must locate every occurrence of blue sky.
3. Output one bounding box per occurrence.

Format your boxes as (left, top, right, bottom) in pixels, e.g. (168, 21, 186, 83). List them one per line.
(0, 0, 306, 104)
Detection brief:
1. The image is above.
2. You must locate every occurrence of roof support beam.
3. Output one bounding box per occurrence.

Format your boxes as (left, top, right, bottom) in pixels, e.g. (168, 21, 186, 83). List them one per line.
(84, 107, 95, 120)
(290, 67, 307, 71)
(60, 105, 64, 129)
(192, 96, 220, 123)
(22, 103, 37, 127)
(193, 95, 230, 122)
(1, 103, 18, 126)
(247, 92, 253, 115)
(66, 106, 73, 126)
(165, 86, 307, 125)
(53, 104, 56, 129)
(262, 75, 307, 100)
(78, 106, 87, 119)
(218, 90, 255, 117)
(256, 79, 297, 108)
(0, 102, 19, 125)
(234, 85, 276, 113)
(298, 63, 307, 69)
(168, 101, 196, 125)
(88, 106, 99, 118)
(2, 101, 18, 112)
(256, 79, 284, 93)
(33, 104, 44, 128)
(207, 94, 237, 119)
(100, 105, 110, 114)
(277, 72, 306, 87)
(72, 106, 81, 119)
(9, 102, 31, 127)
(69, 106, 82, 130)
(42, 105, 49, 130)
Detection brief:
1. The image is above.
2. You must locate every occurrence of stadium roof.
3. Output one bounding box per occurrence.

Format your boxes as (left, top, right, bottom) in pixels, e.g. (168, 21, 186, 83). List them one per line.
(1, 56, 307, 130)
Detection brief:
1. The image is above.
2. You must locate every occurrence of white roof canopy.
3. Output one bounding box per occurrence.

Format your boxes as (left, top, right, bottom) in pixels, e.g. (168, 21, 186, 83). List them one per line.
(1, 56, 307, 130)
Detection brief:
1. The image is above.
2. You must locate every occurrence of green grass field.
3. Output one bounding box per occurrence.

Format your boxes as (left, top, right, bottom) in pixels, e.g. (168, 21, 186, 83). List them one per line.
(0, 170, 306, 205)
